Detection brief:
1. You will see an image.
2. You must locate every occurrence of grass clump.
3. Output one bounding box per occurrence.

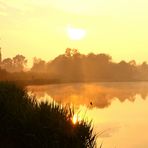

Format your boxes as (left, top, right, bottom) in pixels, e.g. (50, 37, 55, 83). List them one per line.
(0, 81, 96, 148)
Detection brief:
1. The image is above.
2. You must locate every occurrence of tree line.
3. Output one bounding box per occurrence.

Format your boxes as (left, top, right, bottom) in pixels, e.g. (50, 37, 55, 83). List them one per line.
(0, 48, 148, 83)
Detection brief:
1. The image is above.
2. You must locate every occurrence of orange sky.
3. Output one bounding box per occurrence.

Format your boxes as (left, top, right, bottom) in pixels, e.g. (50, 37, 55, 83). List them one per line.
(0, 0, 148, 64)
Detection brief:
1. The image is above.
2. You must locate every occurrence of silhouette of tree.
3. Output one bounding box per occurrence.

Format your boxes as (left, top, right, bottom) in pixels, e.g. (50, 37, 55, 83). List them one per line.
(114, 60, 136, 80)
(13, 54, 27, 72)
(129, 60, 136, 66)
(31, 57, 46, 72)
(65, 48, 72, 57)
(1, 48, 148, 83)
(65, 48, 80, 58)
(1, 58, 13, 72)
(138, 61, 148, 80)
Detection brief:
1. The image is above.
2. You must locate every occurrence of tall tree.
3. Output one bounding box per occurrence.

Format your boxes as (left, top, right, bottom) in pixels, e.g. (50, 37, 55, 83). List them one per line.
(13, 54, 27, 72)
(1, 58, 13, 72)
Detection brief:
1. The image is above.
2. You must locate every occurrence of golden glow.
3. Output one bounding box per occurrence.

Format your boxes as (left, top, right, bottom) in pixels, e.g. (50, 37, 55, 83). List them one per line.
(72, 114, 82, 124)
(0, 0, 148, 63)
(67, 25, 86, 40)
(72, 114, 78, 124)
(28, 83, 148, 147)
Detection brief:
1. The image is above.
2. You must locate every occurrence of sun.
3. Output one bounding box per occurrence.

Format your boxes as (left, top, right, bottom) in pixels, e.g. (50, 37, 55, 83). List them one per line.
(72, 114, 78, 124)
(67, 25, 86, 40)
(71, 114, 82, 125)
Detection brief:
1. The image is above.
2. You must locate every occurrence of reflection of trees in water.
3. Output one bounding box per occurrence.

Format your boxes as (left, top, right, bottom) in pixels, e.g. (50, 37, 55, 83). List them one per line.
(27, 82, 148, 108)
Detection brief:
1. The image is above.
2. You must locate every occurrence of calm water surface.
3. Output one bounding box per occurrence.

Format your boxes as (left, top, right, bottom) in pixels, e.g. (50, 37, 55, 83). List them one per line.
(27, 82, 148, 148)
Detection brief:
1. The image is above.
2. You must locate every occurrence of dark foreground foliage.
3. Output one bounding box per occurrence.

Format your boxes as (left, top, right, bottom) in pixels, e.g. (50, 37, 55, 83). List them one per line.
(0, 81, 96, 148)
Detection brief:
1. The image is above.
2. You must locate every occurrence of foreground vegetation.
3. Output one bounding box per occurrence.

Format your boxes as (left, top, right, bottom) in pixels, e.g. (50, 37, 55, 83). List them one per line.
(0, 82, 96, 148)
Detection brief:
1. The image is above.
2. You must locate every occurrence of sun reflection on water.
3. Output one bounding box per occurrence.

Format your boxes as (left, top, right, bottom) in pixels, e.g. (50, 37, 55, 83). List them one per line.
(72, 114, 82, 125)
(72, 114, 78, 124)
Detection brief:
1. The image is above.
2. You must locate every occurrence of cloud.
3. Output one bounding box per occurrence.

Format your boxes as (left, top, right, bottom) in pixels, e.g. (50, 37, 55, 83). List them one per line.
(0, 0, 30, 16)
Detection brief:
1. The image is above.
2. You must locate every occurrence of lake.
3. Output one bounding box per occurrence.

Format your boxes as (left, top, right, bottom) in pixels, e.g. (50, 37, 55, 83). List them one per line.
(27, 82, 148, 148)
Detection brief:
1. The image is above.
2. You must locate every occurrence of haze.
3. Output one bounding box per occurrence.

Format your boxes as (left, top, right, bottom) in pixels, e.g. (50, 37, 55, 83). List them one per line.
(0, 0, 148, 63)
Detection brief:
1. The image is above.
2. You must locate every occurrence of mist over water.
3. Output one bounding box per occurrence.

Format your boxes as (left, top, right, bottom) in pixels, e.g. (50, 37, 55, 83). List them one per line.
(28, 82, 148, 148)
(28, 82, 148, 108)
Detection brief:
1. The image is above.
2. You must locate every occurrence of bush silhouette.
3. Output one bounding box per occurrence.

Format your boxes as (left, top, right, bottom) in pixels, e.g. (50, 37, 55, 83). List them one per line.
(0, 82, 96, 148)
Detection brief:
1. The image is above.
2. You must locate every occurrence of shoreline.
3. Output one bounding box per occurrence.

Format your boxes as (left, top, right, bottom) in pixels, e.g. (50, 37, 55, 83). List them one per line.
(1, 79, 148, 87)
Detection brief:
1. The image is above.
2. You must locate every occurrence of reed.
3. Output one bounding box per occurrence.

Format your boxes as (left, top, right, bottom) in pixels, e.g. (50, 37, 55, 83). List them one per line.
(0, 81, 96, 148)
